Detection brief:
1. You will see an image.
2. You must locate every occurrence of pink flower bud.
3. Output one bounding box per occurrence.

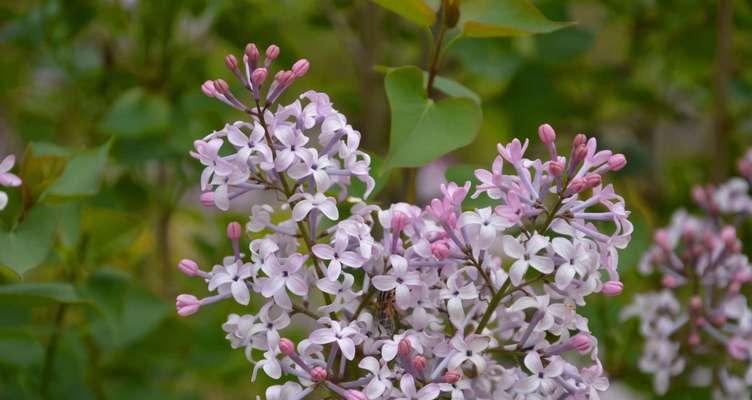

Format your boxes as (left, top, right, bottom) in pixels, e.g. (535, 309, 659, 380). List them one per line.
(412, 355, 427, 373)
(392, 211, 409, 232)
(573, 144, 588, 165)
(310, 366, 328, 382)
(431, 240, 450, 261)
(654, 229, 670, 250)
(345, 390, 367, 400)
(176, 294, 200, 317)
(689, 296, 702, 311)
(201, 80, 217, 97)
(265, 44, 280, 61)
(213, 79, 229, 95)
(721, 226, 737, 248)
(538, 123, 556, 144)
(662, 275, 678, 288)
(443, 370, 461, 384)
(398, 338, 412, 356)
(178, 259, 199, 276)
(572, 133, 587, 149)
(688, 333, 700, 347)
(608, 154, 627, 171)
(584, 173, 601, 188)
(245, 43, 260, 63)
(734, 269, 752, 284)
(727, 338, 749, 360)
(251, 67, 268, 86)
(279, 338, 295, 356)
(711, 313, 726, 327)
(225, 54, 238, 70)
(602, 280, 623, 296)
(567, 177, 587, 195)
(568, 333, 594, 354)
(292, 59, 310, 77)
(548, 160, 564, 177)
(693, 317, 706, 327)
(200, 192, 215, 208)
(227, 221, 242, 240)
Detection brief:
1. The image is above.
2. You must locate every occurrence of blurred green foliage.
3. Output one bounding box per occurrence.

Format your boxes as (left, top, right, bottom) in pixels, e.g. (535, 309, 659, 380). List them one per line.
(0, 0, 751, 399)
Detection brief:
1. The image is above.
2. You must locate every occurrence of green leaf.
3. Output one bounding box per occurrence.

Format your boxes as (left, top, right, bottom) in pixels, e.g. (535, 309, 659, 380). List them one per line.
(82, 269, 169, 349)
(371, 0, 436, 27)
(0, 206, 57, 276)
(0, 333, 44, 368)
(0, 282, 82, 304)
(43, 141, 111, 200)
(375, 65, 481, 104)
(460, 0, 573, 37)
(385, 66, 482, 168)
(99, 88, 170, 138)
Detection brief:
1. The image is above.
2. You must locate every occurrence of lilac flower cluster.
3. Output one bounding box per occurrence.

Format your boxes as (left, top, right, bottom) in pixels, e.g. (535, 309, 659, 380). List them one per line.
(0, 154, 21, 211)
(623, 150, 752, 399)
(177, 43, 633, 399)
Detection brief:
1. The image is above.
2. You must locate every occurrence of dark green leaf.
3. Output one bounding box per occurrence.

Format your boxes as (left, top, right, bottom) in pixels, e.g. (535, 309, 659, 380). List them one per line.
(99, 88, 170, 138)
(460, 0, 573, 37)
(0, 206, 57, 276)
(0, 333, 44, 368)
(385, 66, 482, 168)
(0, 282, 82, 304)
(371, 0, 436, 27)
(43, 141, 111, 200)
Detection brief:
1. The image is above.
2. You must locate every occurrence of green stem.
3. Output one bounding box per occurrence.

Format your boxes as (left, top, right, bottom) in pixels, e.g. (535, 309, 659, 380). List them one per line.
(475, 280, 510, 334)
(41, 304, 67, 399)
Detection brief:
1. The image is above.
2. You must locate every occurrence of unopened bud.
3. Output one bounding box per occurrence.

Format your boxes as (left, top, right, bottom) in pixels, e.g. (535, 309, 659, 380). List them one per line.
(584, 173, 601, 188)
(568, 333, 594, 354)
(176, 294, 200, 317)
(201, 80, 217, 97)
(252, 67, 268, 86)
(431, 240, 450, 261)
(602, 280, 623, 296)
(573, 144, 588, 165)
(548, 160, 564, 177)
(688, 333, 700, 347)
(213, 79, 229, 95)
(200, 192, 215, 208)
(292, 59, 310, 77)
(608, 154, 627, 171)
(245, 43, 260, 63)
(711, 313, 726, 327)
(227, 222, 242, 241)
(310, 366, 328, 382)
(538, 123, 556, 144)
(412, 355, 427, 373)
(225, 54, 238, 71)
(654, 229, 670, 250)
(345, 390, 367, 400)
(265, 44, 280, 61)
(178, 259, 199, 276)
(721, 226, 737, 248)
(689, 296, 702, 311)
(443, 370, 461, 384)
(398, 338, 412, 356)
(727, 338, 749, 360)
(279, 338, 295, 356)
(662, 275, 678, 288)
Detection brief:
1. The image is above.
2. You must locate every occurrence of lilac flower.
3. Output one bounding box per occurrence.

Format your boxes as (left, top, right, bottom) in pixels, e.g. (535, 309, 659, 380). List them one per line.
(310, 319, 360, 360)
(178, 46, 633, 399)
(292, 192, 338, 221)
(503, 234, 554, 285)
(313, 234, 365, 281)
(0, 154, 21, 210)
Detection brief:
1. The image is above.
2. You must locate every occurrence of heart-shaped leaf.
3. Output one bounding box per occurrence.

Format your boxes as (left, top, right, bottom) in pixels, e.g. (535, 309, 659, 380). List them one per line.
(0, 206, 56, 276)
(385, 66, 482, 168)
(460, 0, 573, 37)
(43, 141, 110, 200)
(371, 0, 436, 27)
(99, 88, 170, 138)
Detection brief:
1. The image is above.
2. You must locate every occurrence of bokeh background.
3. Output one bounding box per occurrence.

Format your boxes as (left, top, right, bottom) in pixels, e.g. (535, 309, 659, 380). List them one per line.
(1, 0, 751, 399)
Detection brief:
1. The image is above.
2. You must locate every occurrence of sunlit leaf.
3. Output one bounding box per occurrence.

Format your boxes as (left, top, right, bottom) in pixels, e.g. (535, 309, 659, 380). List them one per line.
(371, 0, 436, 27)
(460, 0, 573, 37)
(385, 66, 482, 168)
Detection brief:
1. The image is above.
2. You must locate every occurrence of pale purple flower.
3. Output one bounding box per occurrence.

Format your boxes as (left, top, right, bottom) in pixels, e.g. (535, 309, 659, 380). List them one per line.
(358, 356, 394, 398)
(503, 234, 554, 285)
(514, 352, 564, 394)
(292, 192, 339, 221)
(310, 319, 360, 360)
(397, 374, 439, 400)
(312, 234, 364, 281)
(208, 259, 253, 305)
(458, 207, 510, 249)
(448, 334, 490, 372)
(372, 255, 422, 307)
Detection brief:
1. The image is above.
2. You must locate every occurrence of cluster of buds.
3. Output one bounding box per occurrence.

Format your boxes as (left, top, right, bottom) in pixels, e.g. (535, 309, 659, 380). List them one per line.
(0, 154, 21, 211)
(177, 45, 633, 399)
(623, 150, 752, 399)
